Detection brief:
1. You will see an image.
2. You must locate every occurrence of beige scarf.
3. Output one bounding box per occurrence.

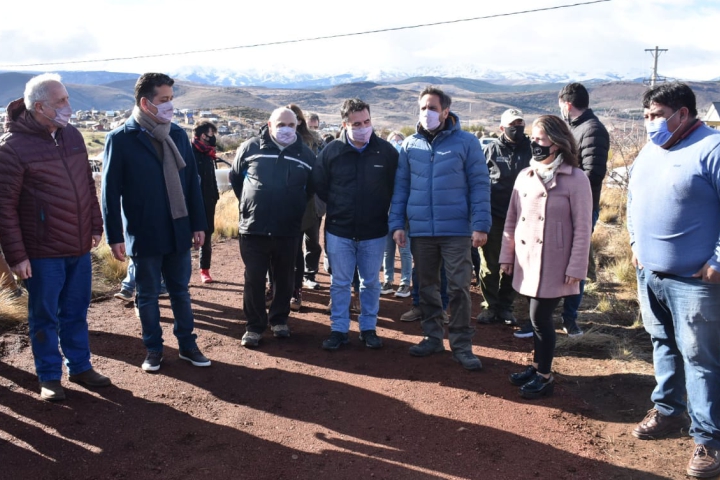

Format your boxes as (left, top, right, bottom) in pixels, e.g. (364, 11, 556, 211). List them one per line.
(132, 106, 188, 219)
(530, 153, 564, 184)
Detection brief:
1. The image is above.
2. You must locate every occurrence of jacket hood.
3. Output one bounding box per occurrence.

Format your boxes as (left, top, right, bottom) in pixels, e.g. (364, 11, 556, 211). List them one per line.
(5, 98, 49, 137)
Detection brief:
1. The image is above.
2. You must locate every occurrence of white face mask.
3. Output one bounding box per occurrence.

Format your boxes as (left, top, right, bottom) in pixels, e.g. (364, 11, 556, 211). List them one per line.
(274, 126, 296, 146)
(348, 125, 372, 144)
(420, 109, 441, 131)
(149, 99, 174, 124)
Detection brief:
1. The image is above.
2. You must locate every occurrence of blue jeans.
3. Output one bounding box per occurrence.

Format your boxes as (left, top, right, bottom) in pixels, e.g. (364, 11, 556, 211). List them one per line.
(562, 208, 600, 322)
(326, 232, 385, 333)
(132, 250, 198, 353)
(637, 267, 720, 449)
(121, 257, 167, 295)
(25, 254, 93, 382)
(411, 263, 449, 310)
(383, 232, 412, 286)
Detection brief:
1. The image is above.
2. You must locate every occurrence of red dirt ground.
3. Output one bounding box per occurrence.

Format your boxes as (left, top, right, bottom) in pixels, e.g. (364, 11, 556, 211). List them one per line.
(0, 238, 696, 480)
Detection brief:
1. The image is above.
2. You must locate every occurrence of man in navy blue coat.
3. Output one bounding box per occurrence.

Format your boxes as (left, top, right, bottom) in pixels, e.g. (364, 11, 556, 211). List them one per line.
(102, 73, 210, 373)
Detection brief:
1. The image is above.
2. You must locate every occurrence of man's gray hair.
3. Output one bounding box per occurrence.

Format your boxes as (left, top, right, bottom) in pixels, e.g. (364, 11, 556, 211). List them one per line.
(269, 107, 297, 124)
(24, 73, 63, 112)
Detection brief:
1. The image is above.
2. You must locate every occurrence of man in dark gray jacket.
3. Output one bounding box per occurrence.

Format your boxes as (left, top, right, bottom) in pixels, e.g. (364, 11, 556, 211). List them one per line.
(230, 107, 315, 348)
(558, 82, 610, 336)
(477, 109, 531, 329)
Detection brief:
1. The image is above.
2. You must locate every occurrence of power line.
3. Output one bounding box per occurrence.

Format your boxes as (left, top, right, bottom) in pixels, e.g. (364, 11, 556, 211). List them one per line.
(1, 0, 611, 69)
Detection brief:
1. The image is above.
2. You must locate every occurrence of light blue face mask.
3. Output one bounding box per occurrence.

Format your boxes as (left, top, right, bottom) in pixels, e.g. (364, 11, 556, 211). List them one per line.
(646, 109, 680, 146)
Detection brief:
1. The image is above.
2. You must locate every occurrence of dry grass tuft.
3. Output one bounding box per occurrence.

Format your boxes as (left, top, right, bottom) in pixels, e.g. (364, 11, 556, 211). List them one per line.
(608, 257, 637, 288)
(0, 287, 27, 328)
(214, 191, 239, 240)
(91, 239, 127, 296)
(555, 324, 651, 362)
(595, 295, 613, 314)
(598, 188, 627, 225)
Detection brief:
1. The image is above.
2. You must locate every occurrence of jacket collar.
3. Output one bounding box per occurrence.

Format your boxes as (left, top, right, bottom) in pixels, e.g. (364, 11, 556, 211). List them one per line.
(569, 108, 596, 127)
(499, 132, 530, 150)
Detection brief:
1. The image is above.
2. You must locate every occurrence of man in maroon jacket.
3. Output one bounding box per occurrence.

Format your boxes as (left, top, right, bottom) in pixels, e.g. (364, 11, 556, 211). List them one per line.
(0, 73, 111, 401)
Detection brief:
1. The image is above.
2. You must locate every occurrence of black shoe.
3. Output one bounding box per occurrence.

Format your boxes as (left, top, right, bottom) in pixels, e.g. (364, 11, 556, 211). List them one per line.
(142, 351, 163, 372)
(452, 350, 483, 371)
(179, 348, 211, 367)
(359, 330, 383, 349)
(409, 337, 445, 357)
(520, 373, 554, 399)
(513, 322, 534, 339)
(563, 318, 583, 337)
(509, 365, 537, 386)
(322, 331, 349, 351)
(476, 310, 500, 324)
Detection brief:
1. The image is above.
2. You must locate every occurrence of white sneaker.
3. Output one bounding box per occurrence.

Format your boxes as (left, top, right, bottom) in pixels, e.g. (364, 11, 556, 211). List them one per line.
(303, 278, 319, 290)
(241, 331, 262, 348)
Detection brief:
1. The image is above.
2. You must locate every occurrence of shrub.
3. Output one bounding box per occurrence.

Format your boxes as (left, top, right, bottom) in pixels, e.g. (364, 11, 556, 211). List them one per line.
(213, 191, 239, 240)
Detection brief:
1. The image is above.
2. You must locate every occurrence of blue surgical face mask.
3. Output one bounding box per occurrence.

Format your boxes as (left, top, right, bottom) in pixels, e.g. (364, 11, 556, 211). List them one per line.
(646, 109, 681, 147)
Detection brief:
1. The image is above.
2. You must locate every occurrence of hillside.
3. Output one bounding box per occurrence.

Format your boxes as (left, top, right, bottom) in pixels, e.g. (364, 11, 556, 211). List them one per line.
(2, 72, 718, 131)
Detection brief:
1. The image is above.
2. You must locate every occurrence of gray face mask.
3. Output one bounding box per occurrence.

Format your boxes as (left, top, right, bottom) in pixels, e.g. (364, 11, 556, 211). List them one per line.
(41, 103, 72, 127)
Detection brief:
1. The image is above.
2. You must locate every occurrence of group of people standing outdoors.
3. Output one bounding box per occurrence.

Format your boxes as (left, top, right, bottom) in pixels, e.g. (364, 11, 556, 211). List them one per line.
(0, 71, 718, 478)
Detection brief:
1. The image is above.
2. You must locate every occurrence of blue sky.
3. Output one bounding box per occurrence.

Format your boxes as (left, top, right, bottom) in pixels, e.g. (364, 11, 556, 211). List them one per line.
(1, 0, 718, 81)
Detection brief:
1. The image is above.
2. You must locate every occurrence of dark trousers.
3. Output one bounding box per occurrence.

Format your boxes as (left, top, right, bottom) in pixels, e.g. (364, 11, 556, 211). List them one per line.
(529, 297, 562, 375)
(480, 216, 516, 313)
(199, 202, 216, 270)
(411, 236, 475, 352)
(303, 216, 323, 280)
(240, 235, 299, 333)
(294, 242, 304, 291)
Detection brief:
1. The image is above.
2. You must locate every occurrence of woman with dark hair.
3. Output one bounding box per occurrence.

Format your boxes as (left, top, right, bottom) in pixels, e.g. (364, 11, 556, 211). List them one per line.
(499, 114, 592, 399)
(278, 104, 323, 311)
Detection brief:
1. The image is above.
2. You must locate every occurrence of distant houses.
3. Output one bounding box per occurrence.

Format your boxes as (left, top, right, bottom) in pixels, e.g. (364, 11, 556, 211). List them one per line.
(703, 102, 720, 129)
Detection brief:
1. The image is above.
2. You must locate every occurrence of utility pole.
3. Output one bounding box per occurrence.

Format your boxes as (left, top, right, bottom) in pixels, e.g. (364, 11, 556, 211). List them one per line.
(644, 46, 668, 87)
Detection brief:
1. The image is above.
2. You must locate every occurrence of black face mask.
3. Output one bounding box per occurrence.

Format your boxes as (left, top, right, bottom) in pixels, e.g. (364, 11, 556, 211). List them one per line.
(205, 135, 217, 147)
(530, 141, 553, 161)
(504, 125, 525, 144)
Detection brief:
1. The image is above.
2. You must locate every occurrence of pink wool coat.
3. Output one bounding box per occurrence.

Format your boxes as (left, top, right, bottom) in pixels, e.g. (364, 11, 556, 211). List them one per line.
(499, 162, 593, 299)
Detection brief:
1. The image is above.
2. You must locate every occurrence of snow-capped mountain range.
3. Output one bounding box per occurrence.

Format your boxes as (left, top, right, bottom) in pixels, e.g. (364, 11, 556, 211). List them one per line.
(25, 65, 644, 90)
(169, 65, 638, 88)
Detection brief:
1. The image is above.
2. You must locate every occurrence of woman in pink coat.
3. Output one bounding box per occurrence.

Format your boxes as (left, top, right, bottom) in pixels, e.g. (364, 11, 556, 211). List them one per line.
(499, 115, 592, 399)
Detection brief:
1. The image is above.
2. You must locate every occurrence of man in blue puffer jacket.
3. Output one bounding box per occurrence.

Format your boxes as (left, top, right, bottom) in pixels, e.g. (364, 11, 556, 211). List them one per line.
(389, 86, 491, 371)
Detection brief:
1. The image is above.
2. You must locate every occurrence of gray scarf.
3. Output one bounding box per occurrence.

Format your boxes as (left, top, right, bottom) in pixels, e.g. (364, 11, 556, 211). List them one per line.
(132, 106, 188, 219)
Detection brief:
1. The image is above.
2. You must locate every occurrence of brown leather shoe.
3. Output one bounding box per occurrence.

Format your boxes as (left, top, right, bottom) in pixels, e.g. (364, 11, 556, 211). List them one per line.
(69, 368, 112, 387)
(687, 444, 720, 478)
(40, 381, 66, 401)
(632, 408, 690, 440)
